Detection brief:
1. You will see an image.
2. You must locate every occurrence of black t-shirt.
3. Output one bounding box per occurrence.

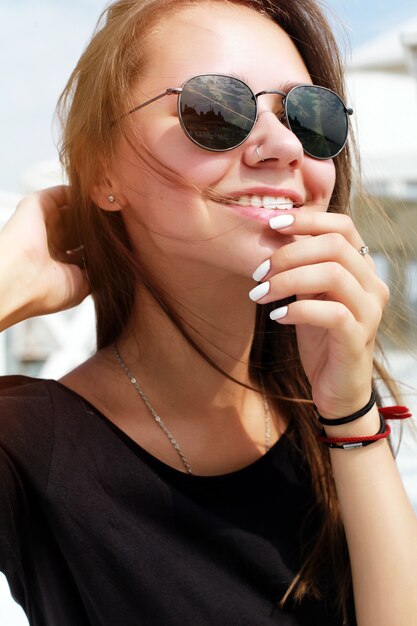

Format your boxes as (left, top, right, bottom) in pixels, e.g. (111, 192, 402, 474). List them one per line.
(0, 376, 355, 625)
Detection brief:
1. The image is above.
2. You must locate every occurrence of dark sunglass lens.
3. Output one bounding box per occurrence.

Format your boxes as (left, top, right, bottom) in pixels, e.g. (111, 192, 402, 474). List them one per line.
(285, 86, 348, 159)
(179, 75, 257, 150)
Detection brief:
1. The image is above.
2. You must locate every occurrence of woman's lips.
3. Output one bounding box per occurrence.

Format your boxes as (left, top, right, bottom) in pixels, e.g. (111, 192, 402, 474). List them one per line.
(223, 201, 301, 224)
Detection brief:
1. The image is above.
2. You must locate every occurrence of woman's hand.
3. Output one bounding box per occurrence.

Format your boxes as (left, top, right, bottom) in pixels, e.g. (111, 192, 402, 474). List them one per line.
(0, 185, 90, 331)
(250, 212, 390, 419)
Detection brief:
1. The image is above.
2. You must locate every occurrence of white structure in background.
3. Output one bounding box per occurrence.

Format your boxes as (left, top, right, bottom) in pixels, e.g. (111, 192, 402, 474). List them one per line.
(346, 16, 417, 344)
(347, 15, 417, 200)
(345, 18, 417, 513)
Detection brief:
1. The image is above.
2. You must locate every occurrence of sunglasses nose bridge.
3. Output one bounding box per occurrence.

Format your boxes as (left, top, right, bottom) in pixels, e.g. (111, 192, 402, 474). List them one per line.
(253, 90, 294, 139)
(254, 89, 286, 114)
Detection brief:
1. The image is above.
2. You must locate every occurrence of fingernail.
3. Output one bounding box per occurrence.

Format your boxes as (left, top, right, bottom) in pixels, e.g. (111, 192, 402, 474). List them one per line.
(269, 214, 295, 229)
(252, 259, 271, 282)
(249, 281, 270, 302)
(269, 306, 288, 320)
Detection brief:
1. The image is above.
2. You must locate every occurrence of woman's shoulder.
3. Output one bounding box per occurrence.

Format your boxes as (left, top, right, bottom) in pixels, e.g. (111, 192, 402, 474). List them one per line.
(0, 373, 49, 394)
(0, 374, 97, 427)
(0, 374, 56, 438)
(0, 375, 66, 425)
(0, 374, 104, 487)
(0, 374, 55, 412)
(0, 374, 89, 455)
(0, 376, 59, 495)
(0, 368, 97, 406)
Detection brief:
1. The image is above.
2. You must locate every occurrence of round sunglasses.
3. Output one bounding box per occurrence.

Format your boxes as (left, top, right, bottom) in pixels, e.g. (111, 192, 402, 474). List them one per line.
(126, 74, 353, 160)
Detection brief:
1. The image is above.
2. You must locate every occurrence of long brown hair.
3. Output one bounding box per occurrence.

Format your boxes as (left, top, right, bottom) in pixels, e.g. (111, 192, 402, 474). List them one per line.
(57, 0, 394, 621)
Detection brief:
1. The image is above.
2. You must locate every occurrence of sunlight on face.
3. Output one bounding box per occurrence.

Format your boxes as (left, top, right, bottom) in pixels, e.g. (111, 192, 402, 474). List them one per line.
(111, 2, 336, 285)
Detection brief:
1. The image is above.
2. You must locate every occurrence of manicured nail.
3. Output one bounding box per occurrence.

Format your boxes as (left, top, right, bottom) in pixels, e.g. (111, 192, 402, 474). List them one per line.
(249, 281, 270, 301)
(252, 259, 271, 282)
(269, 214, 295, 229)
(269, 306, 288, 320)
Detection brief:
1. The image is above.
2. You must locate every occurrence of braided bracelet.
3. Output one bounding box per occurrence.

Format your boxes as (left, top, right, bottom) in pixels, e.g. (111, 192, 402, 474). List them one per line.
(317, 413, 389, 449)
(317, 404, 412, 450)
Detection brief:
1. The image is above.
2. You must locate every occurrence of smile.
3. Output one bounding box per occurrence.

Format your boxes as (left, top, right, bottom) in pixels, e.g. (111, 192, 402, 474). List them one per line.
(230, 195, 295, 210)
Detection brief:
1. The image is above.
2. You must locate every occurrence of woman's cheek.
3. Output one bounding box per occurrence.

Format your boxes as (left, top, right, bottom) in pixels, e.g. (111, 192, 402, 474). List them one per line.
(135, 117, 234, 185)
(303, 158, 336, 210)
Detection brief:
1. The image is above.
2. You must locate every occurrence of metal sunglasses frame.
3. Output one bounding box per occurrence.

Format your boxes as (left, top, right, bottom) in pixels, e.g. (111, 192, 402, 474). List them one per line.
(125, 73, 353, 160)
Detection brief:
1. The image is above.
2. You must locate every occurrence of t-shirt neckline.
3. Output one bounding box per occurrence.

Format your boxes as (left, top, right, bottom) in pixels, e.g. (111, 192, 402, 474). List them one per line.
(51, 379, 289, 483)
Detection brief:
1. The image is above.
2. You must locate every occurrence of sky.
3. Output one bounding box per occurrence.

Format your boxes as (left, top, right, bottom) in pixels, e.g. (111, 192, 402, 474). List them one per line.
(1, 0, 417, 194)
(325, 0, 417, 47)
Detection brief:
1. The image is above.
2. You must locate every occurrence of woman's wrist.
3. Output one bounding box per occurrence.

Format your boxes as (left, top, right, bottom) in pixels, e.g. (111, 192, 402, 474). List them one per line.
(0, 232, 40, 331)
(322, 404, 382, 439)
(314, 389, 381, 439)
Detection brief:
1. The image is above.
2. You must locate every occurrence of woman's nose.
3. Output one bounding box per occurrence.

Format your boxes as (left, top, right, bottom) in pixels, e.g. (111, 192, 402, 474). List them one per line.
(243, 109, 305, 169)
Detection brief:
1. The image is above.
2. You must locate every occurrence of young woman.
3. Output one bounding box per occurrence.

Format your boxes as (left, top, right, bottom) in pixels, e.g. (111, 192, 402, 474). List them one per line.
(1, 1, 416, 624)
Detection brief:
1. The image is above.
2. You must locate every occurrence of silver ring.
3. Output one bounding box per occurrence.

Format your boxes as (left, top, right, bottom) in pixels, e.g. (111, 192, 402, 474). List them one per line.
(65, 244, 85, 255)
(255, 146, 265, 162)
(358, 245, 369, 256)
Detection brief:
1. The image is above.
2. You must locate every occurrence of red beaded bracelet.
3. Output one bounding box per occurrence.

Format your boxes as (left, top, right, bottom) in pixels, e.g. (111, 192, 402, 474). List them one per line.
(317, 405, 412, 450)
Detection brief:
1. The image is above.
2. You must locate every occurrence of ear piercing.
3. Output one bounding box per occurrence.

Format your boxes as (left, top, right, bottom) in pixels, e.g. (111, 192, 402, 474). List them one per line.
(108, 195, 115, 203)
(255, 146, 265, 162)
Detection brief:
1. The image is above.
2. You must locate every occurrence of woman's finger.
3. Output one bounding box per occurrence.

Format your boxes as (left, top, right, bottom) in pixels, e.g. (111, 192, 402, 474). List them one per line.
(254, 232, 387, 297)
(249, 262, 384, 327)
(269, 211, 374, 267)
(269, 298, 359, 338)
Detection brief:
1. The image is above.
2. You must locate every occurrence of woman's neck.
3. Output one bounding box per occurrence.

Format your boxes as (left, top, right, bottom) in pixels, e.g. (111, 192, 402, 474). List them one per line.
(116, 273, 259, 413)
(60, 271, 283, 475)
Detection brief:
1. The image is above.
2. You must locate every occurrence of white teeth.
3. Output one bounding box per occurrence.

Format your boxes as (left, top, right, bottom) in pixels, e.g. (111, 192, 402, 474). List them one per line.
(234, 195, 294, 210)
(275, 199, 294, 210)
(263, 196, 280, 209)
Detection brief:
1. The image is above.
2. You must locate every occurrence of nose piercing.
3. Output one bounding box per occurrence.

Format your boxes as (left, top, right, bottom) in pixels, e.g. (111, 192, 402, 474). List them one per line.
(255, 146, 265, 162)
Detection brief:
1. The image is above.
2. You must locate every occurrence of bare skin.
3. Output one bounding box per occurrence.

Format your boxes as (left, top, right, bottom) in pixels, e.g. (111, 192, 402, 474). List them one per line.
(0, 186, 89, 332)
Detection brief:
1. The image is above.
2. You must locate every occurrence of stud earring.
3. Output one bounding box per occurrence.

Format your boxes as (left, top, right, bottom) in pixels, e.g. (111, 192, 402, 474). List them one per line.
(108, 195, 115, 203)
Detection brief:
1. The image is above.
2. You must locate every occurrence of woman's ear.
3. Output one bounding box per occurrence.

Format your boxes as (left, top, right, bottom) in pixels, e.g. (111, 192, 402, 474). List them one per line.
(91, 176, 125, 212)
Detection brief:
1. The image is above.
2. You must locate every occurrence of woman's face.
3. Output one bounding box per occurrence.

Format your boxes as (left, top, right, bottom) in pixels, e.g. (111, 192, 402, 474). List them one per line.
(111, 2, 336, 283)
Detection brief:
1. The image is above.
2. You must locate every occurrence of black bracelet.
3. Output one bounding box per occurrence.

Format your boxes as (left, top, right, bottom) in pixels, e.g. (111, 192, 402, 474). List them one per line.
(315, 389, 377, 426)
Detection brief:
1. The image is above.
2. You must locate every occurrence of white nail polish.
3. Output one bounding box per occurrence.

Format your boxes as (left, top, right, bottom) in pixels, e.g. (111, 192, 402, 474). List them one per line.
(269, 306, 288, 320)
(269, 214, 295, 229)
(252, 259, 271, 282)
(249, 281, 270, 302)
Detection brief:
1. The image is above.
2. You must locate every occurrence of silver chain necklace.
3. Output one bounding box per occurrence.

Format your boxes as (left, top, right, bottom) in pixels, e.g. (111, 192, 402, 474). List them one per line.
(112, 343, 271, 475)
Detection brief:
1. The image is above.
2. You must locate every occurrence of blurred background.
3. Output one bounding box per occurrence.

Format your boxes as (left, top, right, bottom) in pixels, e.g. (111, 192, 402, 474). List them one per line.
(1, 0, 416, 623)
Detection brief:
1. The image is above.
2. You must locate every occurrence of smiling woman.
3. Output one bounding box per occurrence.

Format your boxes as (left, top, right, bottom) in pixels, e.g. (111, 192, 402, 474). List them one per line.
(0, 1, 416, 626)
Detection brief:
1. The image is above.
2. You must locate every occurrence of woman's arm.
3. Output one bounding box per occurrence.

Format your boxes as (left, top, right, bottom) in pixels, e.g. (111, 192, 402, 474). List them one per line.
(0, 186, 90, 332)
(253, 211, 417, 625)
(326, 410, 417, 625)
